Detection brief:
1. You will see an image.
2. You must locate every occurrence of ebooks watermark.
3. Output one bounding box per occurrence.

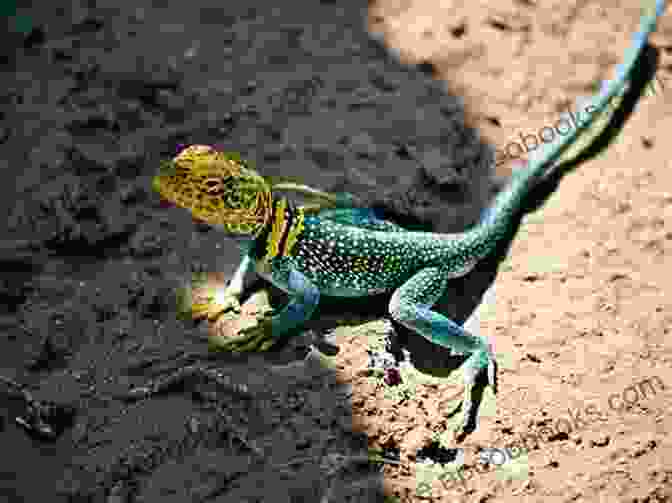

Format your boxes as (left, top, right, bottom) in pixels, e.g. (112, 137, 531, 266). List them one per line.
(494, 73, 668, 166)
(512, 375, 666, 451)
(416, 375, 666, 496)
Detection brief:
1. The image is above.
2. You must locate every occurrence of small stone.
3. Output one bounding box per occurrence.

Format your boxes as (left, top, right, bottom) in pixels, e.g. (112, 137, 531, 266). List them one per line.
(384, 367, 402, 386)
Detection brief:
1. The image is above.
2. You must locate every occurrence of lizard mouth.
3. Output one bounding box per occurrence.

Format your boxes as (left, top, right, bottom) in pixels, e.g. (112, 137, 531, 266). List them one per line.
(158, 198, 176, 209)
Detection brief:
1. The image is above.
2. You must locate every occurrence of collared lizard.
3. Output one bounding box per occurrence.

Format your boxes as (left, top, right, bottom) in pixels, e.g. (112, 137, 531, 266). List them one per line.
(133, 0, 666, 434)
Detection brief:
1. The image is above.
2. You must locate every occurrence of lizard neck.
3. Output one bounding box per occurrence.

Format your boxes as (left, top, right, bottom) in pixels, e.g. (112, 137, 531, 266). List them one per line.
(252, 196, 306, 262)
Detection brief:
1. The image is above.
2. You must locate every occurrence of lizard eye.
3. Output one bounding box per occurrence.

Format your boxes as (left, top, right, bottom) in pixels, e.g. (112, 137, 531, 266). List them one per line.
(203, 178, 224, 195)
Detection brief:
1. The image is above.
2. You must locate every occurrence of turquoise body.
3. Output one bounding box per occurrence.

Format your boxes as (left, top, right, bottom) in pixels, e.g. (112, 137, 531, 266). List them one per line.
(259, 170, 529, 298)
(228, 0, 666, 433)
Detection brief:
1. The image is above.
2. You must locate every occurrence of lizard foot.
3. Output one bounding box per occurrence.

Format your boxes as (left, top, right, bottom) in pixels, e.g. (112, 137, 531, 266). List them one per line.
(453, 337, 497, 437)
(176, 272, 241, 321)
(208, 318, 278, 353)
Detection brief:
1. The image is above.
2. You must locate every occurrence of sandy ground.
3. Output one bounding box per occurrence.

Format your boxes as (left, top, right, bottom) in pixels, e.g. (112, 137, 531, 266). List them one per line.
(0, 1, 670, 502)
(366, 1, 672, 501)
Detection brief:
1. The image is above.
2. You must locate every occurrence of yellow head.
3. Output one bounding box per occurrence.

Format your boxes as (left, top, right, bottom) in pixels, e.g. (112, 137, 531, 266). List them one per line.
(152, 145, 272, 236)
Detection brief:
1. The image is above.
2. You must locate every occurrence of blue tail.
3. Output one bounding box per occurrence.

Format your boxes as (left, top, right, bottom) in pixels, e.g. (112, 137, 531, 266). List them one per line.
(521, 0, 666, 182)
(474, 0, 665, 244)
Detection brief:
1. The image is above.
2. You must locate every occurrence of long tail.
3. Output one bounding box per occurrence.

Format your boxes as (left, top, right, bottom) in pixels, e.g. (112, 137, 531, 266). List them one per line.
(524, 0, 665, 180)
(469, 0, 666, 251)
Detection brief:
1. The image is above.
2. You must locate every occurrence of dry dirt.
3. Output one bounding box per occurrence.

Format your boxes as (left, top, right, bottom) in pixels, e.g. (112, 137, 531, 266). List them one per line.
(357, 0, 672, 501)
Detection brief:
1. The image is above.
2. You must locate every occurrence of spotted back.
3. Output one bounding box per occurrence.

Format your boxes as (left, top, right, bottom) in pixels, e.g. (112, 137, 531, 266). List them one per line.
(152, 145, 273, 236)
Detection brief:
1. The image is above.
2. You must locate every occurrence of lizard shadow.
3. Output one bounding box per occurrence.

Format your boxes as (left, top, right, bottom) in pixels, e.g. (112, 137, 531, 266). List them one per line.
(312, 43, 661, 439)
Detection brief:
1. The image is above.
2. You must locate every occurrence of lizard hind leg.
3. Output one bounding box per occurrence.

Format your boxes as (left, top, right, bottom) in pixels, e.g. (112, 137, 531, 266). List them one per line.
(389, 266, 497, 433)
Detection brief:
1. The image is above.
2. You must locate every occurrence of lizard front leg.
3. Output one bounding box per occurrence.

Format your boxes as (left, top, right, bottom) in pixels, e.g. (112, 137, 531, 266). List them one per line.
(177, 253, 254, 321)
(122, 265, 319, 402)
(209, 263, 320, 352)
(389, 266, 497, 434)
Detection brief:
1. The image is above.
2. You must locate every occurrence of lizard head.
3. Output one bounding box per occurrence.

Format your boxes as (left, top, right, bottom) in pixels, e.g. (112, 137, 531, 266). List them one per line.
(152, 145, 273, 237)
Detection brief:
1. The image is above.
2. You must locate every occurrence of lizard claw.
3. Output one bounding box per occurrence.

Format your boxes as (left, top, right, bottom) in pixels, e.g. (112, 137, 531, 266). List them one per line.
(176, 273, 241, 321)
(209, 319, 277, 353)
(454, 340, 497, 435)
